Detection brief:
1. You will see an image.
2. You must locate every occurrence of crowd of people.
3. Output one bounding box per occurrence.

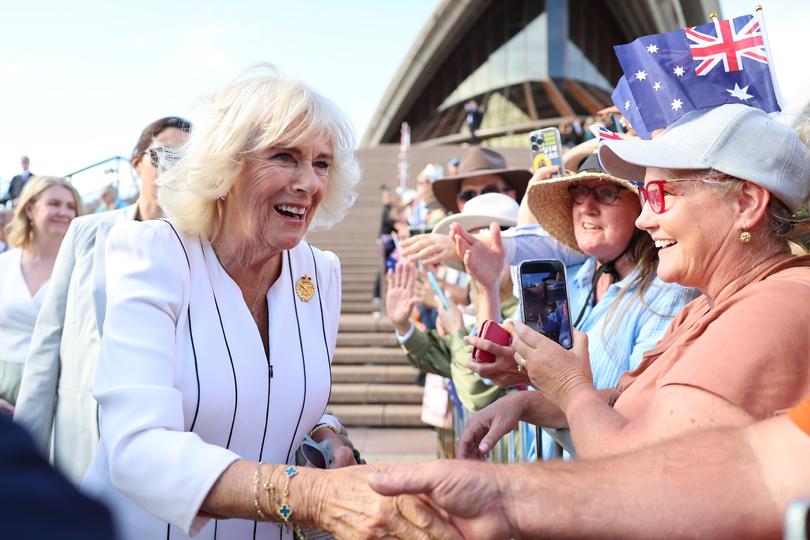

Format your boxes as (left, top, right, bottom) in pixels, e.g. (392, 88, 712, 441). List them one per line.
(0, 50, 809, 540)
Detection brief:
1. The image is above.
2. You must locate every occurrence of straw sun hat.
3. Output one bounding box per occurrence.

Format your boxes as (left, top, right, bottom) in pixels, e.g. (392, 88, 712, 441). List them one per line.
(526, 152, 639, 253)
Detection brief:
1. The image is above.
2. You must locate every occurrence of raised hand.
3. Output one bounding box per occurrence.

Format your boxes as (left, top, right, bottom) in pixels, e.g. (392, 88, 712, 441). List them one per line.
(436, 296, 465, 337)
(449, 222, 504, 291)
(385, 261, 417, 335)
(399, 233, 459, 266)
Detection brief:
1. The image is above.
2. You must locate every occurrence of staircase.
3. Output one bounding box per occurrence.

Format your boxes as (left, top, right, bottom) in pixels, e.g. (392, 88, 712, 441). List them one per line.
(306, 144, 530, 427)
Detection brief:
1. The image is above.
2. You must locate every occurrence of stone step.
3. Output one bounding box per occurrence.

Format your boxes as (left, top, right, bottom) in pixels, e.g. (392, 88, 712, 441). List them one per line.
(328, 404, 425, 427)
(341, 301, 378, 314)
(341, 282, 376, 293)
(331, 364, 419, 384)
(330, 383, 423, 404)
(339, 314, 394, 333)
(333, 346, 409, 365)
(342, 291, 376, 303)
(336, 332, 397, 347)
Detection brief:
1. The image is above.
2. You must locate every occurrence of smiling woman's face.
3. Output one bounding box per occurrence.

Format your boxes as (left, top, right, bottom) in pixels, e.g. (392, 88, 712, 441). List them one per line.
(571, 180, 640, 262)
(227, 135, 333, 253)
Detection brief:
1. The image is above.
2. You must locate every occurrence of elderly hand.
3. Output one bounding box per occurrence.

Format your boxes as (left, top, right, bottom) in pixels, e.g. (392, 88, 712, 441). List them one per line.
(369, 460, 513, 540)
(456, 392, 529, 459)
(399, 233, 459, 266)
(511, 321, 594, 411)
(385, 261, 417, 335)
(311, 465, 463, 540)
(449, 222, 505, 291)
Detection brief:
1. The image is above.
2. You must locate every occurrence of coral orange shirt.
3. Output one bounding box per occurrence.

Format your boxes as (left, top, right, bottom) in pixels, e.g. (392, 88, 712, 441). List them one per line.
(612, 255, 810, 421)
(789, 396, 810, 436)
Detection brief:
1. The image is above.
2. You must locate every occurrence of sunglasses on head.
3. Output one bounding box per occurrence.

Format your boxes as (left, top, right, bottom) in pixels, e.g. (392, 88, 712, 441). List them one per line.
(457, 185, 514, 203)
(567, 183, 626, 205)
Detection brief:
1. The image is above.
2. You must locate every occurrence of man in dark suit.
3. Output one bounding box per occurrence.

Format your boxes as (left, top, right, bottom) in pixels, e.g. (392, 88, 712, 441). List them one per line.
(1, 155, 34, 206)
(0, 415, 115, 539)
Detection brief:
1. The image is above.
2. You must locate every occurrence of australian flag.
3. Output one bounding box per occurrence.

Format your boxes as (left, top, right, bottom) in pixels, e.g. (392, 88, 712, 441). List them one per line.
(611, 13, 780, 139)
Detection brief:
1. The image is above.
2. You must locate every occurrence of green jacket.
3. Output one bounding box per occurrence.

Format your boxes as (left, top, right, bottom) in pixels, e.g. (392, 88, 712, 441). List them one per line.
(402, 295, 519, 412)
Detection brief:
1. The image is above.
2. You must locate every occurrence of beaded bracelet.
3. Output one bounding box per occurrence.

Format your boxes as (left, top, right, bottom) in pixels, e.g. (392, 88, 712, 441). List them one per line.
(252, 463, 268, 520)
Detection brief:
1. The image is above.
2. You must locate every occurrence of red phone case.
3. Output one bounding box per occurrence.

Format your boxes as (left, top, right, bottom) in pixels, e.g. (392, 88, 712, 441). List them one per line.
(472, 320, 512, 363)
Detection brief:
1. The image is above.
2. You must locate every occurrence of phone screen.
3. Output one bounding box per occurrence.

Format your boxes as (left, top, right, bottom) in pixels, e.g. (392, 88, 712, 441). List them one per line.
(519, 260, 573, 349)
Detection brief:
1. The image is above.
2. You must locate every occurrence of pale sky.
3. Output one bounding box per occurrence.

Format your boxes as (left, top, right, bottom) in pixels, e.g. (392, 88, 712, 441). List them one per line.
(1, 0, 807, 199)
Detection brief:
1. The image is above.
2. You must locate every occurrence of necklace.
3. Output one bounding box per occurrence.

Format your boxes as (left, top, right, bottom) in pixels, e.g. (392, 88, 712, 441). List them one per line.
(248, 261, 273, 318)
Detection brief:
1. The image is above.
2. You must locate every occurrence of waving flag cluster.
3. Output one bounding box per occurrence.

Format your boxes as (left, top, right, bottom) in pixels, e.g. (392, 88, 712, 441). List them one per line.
(610, 13, 780, 139)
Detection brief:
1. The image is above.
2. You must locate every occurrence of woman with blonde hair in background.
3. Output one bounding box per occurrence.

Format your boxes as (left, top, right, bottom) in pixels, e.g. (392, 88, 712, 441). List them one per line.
(0, 176, 82, 414)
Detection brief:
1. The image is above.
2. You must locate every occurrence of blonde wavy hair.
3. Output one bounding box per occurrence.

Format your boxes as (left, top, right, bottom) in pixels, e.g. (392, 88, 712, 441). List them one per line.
(5, 176, 84, 249)
(157, 65, 361, 238)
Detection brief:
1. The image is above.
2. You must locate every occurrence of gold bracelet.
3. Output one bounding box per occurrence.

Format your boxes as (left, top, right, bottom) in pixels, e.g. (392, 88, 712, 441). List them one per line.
(309, 423, 341, 438)
(252, 463, 268, 521)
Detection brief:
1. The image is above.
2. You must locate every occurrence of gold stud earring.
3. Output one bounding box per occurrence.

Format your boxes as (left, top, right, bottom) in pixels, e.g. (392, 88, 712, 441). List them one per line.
(739, 231, 752, 243)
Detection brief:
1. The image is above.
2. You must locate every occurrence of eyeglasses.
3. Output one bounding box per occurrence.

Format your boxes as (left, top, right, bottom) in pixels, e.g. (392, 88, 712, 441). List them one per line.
(636, 181, 672, 214)
(148, 147, 165, 169)
(567, 183, 625, 205)
(638, 175, 732, 214)
(457, 185, 514, 203)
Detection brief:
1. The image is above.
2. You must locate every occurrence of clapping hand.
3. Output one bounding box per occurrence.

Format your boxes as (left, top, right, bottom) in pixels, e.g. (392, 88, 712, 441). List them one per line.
(449, 222, 505, 291)
(399, 233, 459, 266)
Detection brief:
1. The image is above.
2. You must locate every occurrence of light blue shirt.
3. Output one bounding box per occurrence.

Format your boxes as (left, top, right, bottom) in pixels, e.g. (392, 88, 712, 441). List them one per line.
(501, 226, 698, 460)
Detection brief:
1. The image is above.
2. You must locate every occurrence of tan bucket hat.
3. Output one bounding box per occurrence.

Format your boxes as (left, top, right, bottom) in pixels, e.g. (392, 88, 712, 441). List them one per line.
(526, 152, 639, 252)
(432, 147, 532, 213)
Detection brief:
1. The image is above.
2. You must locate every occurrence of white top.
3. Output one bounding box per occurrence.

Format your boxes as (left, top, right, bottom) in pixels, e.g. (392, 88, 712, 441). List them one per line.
(0, 248, 48, 364)
(82, 220, 341, 540)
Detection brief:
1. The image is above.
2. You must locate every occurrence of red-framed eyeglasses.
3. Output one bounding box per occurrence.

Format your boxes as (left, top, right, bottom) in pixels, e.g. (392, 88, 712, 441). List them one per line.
(638, 174, 732, 214)
(637, 181, 671, 214)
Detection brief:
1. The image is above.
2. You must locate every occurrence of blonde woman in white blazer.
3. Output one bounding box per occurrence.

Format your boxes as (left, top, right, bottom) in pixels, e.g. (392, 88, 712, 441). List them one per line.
(14, 116, 191, 485)
(81, 67, 459, 540)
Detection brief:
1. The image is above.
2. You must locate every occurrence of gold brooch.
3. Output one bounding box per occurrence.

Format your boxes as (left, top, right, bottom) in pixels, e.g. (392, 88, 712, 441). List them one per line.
(295, 274, 315, 302)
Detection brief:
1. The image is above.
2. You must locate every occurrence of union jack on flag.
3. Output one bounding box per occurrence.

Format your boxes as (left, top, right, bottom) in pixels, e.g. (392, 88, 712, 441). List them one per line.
(590, 125, 624, 141)
(686, 16, 767, 76)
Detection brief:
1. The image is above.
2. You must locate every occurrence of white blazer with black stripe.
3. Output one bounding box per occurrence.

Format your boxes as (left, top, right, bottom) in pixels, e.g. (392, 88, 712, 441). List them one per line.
(82, 219, 340, 540)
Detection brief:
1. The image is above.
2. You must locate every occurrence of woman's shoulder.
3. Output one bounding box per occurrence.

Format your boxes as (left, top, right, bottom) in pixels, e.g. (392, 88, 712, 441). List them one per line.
(293, 241, 340, 269)
(0, 248, 20, 273)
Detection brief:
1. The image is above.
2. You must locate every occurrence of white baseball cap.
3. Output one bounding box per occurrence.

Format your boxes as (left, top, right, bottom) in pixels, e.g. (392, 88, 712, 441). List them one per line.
(598, 104, 810, 212)
(432, 192, 519, 235)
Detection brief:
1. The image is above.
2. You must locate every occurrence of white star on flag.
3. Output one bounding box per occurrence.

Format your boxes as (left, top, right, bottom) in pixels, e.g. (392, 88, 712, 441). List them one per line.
(635, 70, 647, 81)
(646, 43, 659, 54)
(671, 98, 683, 111)
(726, 83, 753, 102)
(653, 81, 662, 91)
(673, 66, 685, 77)
(624, 100, 630, 110)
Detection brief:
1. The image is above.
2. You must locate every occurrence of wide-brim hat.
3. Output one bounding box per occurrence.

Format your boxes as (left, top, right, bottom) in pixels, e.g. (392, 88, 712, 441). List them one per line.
(432, 147, 532, 213)
(526, 152, 639, 253)
(433, 192, 519, 236)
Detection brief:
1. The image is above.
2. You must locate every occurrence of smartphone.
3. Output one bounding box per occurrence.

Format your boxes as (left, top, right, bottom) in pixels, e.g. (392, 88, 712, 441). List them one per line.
(472, 320, 512, 363)
(528, 127, 564, 176)
(518, 259, 573, 349)
(427, 270, 451, 311)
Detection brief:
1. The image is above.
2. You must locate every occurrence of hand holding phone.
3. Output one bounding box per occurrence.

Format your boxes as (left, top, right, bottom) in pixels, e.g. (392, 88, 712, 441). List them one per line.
(427, 270, 451, 311)
(518, 259, 573, 349)
(472, 320, 512, 363)
(529, 127, 564, 176)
